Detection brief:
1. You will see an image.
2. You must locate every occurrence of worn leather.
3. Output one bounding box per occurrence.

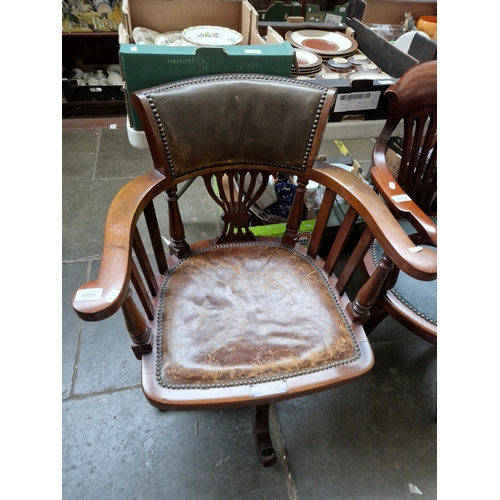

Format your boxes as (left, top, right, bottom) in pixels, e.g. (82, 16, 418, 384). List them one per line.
(149, 76, 328, 178)
(159, 243, 356, 384)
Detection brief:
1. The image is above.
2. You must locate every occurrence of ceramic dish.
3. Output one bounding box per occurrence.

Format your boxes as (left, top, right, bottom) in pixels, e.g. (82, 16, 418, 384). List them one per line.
(327, 57, 351, 70)
(182, 25, 243, 46)
(286, 30, 357, 56)
(393, 30, 430, 54)
(155, 31, 183, 46)
(358, 63, 380, 72)
(294, 48, 323, 69)
(107, 64, 121, 74)
(321, 73, 341, 80)
(348, 53, 370, 65)
(133, 27, 160, 45)
(169, 39, 196, 47)
(292, 67, 323, 76)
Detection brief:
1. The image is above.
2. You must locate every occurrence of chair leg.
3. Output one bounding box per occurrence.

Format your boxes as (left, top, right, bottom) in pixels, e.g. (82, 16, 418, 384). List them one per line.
(251, 404, 277, 467)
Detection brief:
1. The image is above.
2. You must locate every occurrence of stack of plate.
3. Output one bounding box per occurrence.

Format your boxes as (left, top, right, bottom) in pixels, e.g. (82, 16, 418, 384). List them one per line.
(132, 25, 244, 47)
(181, 25, 243, 46)
(291, 49, 324, 77)
(285, 30, 358, 61)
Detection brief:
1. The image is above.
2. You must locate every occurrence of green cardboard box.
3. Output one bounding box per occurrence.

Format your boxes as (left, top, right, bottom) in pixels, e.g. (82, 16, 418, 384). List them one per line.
(119, 0, 295, 131)
(304, 4, 348, 24)
(257, 1, 303, 22)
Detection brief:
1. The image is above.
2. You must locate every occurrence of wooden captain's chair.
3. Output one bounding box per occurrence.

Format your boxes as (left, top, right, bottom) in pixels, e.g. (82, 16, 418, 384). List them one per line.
(357, 60, 437, 344)
(72, 74, 436, 466)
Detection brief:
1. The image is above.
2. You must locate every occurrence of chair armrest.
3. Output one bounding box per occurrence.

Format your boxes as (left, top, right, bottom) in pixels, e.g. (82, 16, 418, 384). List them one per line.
(370, 149, 437, 247)
(72, 169, 167, 322)
(311, 161, 437, 282)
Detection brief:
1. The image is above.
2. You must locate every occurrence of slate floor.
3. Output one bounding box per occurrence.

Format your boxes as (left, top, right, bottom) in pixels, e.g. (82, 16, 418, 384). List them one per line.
(62, 116, 437, 499)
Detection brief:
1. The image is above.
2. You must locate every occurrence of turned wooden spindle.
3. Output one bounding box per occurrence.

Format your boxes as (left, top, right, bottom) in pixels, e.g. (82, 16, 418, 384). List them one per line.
(165, 186, 190, 258)
(282, 176, 307, 246)
(347, 252, 395, 324)
(121, 288, 152, 360)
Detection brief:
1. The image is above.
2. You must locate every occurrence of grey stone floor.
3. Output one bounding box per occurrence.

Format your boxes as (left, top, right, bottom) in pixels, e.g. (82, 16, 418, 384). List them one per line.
(62, 117, 436, 499)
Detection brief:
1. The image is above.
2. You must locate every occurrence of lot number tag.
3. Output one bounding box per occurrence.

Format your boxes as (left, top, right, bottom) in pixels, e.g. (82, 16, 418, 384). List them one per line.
(75, 288, 103, 301)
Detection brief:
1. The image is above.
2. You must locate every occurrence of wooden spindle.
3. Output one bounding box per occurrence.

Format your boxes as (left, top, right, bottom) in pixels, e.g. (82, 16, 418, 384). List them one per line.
(166, 186, 190, 258)
(346, 252, 394, 324)
(121, 288, 152, 360)
(282, 176, 307, 246)
(143, 200, 168, 275)
(132, 228, 158, 297)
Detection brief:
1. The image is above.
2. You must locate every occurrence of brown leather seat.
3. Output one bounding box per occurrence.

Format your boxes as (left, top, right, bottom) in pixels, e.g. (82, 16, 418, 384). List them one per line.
(158, 242, 358, 387)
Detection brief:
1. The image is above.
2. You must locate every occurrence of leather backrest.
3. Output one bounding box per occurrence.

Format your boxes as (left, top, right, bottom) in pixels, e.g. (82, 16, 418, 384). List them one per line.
(131, 74, 335, 181)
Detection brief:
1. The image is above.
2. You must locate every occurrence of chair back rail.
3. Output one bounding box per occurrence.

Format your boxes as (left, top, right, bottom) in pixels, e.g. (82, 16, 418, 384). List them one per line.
(372, 60, 437, 218)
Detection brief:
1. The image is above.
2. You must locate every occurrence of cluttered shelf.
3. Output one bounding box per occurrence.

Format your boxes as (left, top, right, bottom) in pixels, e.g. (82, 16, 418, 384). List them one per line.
(62, 32, 127, 117)
(62, 0, 436, 120)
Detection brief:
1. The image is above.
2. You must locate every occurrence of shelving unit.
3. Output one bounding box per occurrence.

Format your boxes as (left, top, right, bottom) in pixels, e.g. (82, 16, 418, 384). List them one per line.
(62, 32, 126, 117)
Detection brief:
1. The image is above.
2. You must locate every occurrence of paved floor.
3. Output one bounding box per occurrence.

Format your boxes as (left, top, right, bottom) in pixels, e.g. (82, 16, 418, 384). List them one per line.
(62, 116, 436, 499)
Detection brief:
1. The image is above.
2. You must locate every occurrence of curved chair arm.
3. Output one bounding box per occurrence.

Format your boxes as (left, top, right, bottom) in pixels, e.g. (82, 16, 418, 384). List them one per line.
(72, 169, 168, 322)
(370, 150, 437, 247)
(311, 161, 437, 281)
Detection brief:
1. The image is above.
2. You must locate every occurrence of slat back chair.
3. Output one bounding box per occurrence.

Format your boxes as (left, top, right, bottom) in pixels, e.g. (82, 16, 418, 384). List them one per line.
(72, 74, 437, 466)
(358, 61, 438, 343)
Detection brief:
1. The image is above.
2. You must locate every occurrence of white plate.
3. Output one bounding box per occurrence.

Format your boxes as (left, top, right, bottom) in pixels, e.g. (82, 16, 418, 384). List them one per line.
(394, 31, 430, 54)
(133, 27, 160, 45)
(288, 30, 357, 55)
(182, 25, 243, 46)
(294, 48, 323, 68)
(155, 31, 183, 46)
(348, 53, 370, 65)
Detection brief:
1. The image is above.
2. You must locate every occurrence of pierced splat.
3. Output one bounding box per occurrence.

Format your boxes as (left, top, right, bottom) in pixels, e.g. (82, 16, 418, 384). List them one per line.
(204, 170, 270, 243)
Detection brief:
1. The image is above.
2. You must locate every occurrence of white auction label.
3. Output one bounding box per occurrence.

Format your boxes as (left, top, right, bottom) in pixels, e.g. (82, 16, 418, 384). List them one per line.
(74, 288, 103, 301)
(244, 49, 262, 54)
(391, 194, 412, 202)
(334, 91, 381, 112)
(251, 380, 288, 398)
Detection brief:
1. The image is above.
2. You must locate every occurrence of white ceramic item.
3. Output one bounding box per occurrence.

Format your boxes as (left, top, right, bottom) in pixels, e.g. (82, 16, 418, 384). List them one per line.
(133, 27, 160, 45)
(348, 53, 369, 65)
(294, 48, 323, 68)
(71, 68, 84, 79)
(393, 30, 430, 54)
(154, 31, 183, 46)
(93, 0, 112, 13)
(107, 71, 123, 86)
(182, 25, 243, 46)
(288, 29, 356, 55)
(107, 64, 120, 74)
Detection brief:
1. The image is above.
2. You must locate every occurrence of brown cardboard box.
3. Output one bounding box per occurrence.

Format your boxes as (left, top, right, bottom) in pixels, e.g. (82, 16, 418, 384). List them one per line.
(119, 0, 295, 133)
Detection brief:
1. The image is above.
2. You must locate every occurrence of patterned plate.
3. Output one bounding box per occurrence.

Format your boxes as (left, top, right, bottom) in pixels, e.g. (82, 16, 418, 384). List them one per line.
(182, 25, 243, 46)
(155, 31, 183, 46)
(286, 30, 357, 57)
